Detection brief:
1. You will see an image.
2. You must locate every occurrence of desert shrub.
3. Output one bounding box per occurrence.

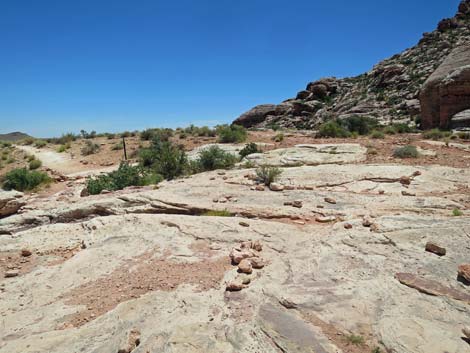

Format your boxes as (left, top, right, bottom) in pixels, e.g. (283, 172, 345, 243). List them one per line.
(256, 165, 282, 186)
(0, 141, 12, 148)
(273, 133, 284, 142)
(341, 116, 377, 135)
(457, 132, 470, 140)
(27, 154, 36, 162)
(384, 126, 397, 135)
(318, 121, 350, 138)
(34, 140, 47, 148)
(346, 334, 364, 346)
(57, 142, 71, 153)
(53, 133, 77, 145)
(192, 146, 237, 172)
(391, 123, 413, 133)
(1, 154, 8, 161)
(422, 129, 451, 140)
(111, 143, 123, 150)
(22, 137, 35, 145)
(7, 157, 14, 164)
(217, 124, 247, 143)
(81, 140, 100, 156)
(105, 133, 115, 140)
(452, 208, 463, 216)
(266, 123, 281, 131)
(28, 159, 42, 170)
(139, 139, 187, 180)
(86, 162, 162, 195)
(120, 131, 131, 138)
(370, 130, 385, 139)
(140, 128, 173, 141)
(393, 145, 419, 158)
(2, 168, 51, 191)
(239, 143, 260, 158)
(80, 130, 96, 139)
(179, 132, 188, 139)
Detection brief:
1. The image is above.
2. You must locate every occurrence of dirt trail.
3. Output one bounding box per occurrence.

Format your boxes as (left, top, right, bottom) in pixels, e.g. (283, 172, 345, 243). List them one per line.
(16, 145, 116, 176)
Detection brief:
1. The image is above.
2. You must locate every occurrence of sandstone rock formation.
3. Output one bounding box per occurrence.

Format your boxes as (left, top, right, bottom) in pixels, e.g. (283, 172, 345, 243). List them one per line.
(0, 148, 469, 352)
(420, 43, 470, 129)
(233, 0, 470, 129)
(0, 190, 25, 218)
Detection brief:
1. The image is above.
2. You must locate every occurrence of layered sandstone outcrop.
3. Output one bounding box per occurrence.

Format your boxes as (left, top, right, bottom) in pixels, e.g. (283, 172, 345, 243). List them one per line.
(419, 43, 470, 129)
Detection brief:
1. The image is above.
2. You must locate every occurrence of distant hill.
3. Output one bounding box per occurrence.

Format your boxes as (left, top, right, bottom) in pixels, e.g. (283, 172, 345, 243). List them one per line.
(0, 132, 32, 142)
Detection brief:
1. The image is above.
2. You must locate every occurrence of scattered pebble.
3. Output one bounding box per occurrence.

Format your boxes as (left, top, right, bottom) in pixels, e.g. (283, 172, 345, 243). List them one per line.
(425, 242, 446, 256)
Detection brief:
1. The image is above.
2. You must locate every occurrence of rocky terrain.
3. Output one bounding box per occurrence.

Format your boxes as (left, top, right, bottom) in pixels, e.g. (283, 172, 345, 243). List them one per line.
(234, 1, 470, 130)
(1, 134, 470, 353)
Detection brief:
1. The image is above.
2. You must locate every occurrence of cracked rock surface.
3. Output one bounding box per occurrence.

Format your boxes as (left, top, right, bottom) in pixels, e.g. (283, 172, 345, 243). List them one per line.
(0, 155, 469, 353)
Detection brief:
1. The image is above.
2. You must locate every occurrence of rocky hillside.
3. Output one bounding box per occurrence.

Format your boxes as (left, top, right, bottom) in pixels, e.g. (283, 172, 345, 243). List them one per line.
(234, 0, 470, 129)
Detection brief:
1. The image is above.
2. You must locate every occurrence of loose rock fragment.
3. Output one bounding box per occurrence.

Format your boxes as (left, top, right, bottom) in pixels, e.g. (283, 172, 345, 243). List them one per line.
(226, 279, 245, 292)
(462, 327, 470, 339)
(239, 221, 250, 227)
(4, 270, 19, 278)
(315, 216, 336, 223)
(249, 257, 266, 269)
(21, 249, 32, 257)
(344, 223, 353, 229)
(425, 242, 446, 256)
(458, 264, 470, 283)
(238, 259, 253, 274)
(269, 183, 284, 191)
(401, 190, 416, 196)
(324, 197, 336, 204)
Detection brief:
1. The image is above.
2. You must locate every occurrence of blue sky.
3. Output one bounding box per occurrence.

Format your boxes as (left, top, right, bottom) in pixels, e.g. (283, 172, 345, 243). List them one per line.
(0, 0, 460, 137)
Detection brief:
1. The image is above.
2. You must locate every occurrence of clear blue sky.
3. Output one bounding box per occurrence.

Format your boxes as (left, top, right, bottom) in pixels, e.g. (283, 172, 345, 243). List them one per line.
(0, 0, 460, 137)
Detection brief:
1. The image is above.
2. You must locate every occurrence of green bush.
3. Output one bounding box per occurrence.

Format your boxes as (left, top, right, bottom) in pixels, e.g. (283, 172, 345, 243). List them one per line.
(452, 208, 463, 217)
(341, 116, 377, 135)
(217, 124, 247, 143)
(384, 126, 397, 135)
(183, 125, 216, 137)
(139, 139, 187, 180)
(239, 143, 260, 158)
(318, 121, 350, 138)
(273, 133, 284, 142)
(422, 129, 451, 140)
(2, 168, 51, 191)
(256, 165, 282, 186)
(81, 140, 100, 156)
(393, 145, 419, 158)
(86, 162, 162, 195)
(111, 143, 123, 150)
(80, 130, 96, 139)
(370, 130, 385, 139)
(21, 137, 35, 145)
(391, 123, 413, 133)
(140, 128, 173, 141)
(34, 140, 47, 148)
(193, 146, 237, 172)
(29, 159, 42, 170)
(457, 132, 470, 140)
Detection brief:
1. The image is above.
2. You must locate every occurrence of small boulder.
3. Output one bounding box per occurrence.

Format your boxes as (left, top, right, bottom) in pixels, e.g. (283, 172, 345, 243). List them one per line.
(269, 183, 284, 192)
(462, 327, 470, 339)
(344, 223, 353, 229)
(238, 259, 253, 274)
(292, 200, 303, 208)
(457, 264, 470, 283)
(239, 221, 250, 227)
(21, 249, 32, 257)
(226, 279, 245, 291)
(229, 248, 256, 265)
(255, 185, 265, 191)
(249, 257, 266, 269)
(315, 216, 336, 223)
(4, 270, 19, 278)
(425, 242, 446, 256)
(324, 197, 336, 204)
